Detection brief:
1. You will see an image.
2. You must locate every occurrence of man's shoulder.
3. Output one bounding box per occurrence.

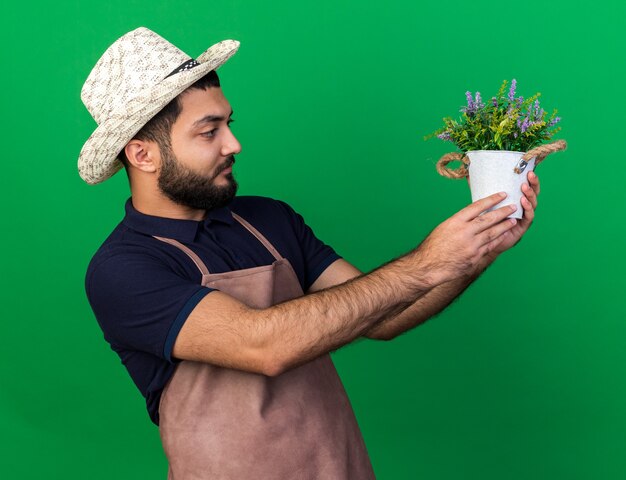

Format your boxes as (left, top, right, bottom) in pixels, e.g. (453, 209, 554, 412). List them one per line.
(85, 196, 300, 286)
(88, 221, 138, 257)
(85, 223, 164, 289)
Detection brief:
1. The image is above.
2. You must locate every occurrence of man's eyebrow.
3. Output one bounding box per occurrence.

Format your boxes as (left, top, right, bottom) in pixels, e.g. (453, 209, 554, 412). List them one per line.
(192, 110, 234, 128)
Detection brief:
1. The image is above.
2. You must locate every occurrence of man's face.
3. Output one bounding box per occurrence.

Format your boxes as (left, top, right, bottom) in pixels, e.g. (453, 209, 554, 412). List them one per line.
(157, 87, 242, 211)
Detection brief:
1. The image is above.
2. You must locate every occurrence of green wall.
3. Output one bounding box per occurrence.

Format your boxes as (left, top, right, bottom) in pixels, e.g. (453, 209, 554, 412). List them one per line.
(2, 0, 625, 478)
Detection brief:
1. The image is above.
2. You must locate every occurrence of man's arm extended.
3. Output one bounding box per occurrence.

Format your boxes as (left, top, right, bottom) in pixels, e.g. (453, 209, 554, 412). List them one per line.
(171, 194, 517, 376)
(308, 253, 497, 341)
(311, 169, 541, 340)
(368, 253, 497, 339)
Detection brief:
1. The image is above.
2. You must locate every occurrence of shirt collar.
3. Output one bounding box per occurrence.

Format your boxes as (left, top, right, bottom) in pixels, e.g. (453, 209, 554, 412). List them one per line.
(122, 197, 235, 242)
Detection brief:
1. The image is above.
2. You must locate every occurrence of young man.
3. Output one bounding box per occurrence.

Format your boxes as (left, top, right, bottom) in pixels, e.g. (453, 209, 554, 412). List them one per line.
(81, 27, 541, 479)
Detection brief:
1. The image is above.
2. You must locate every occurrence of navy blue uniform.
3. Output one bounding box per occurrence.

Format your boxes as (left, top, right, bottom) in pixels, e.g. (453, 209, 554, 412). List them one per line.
(85, 196, 341, 424)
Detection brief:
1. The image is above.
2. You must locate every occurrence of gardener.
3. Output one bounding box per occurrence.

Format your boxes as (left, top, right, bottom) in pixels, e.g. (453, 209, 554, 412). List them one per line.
(81, 27, 542, 479)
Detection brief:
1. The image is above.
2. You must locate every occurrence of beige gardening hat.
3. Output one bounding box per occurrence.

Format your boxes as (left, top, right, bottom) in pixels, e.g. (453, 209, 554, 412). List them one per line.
(79, 27, 240, 184)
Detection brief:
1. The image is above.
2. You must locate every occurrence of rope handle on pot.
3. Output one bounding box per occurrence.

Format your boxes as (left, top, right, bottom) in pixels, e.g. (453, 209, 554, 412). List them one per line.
(435, 152, 470, 179)
(435, 139, 568, 179)
(513, 139, 568, 174)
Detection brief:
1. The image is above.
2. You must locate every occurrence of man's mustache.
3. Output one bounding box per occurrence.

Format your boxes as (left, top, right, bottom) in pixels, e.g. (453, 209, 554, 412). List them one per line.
(215, 156, 236, 175)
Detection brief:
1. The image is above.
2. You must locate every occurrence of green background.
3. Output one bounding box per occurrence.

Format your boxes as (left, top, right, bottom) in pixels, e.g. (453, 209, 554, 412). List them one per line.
(2, 0, 624, 478)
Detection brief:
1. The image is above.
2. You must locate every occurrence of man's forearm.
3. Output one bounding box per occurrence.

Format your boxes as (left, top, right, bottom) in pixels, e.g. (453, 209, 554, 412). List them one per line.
(175, 193, 515, 375)
(364, 252, 498, 340)
(251, 249, 441, 375)
(177, 247, 443, 376)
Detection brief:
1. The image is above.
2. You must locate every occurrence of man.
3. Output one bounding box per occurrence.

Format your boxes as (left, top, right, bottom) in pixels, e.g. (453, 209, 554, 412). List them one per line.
(81, 28, 541, 479)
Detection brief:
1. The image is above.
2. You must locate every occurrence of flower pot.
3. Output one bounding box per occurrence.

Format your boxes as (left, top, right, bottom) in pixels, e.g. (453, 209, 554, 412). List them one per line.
(466, 150, 535, 220)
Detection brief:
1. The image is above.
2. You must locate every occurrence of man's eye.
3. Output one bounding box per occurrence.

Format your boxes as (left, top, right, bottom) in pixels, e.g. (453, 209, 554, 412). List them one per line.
(202, 129, 218, 138)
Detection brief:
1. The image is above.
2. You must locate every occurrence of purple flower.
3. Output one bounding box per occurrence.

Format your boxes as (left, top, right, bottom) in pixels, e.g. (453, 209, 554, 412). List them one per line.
(462, 91, 478, 115)
(492, 97, 498, 107)
(548, 116, 561, 127)
(475, 92, 485, 109)
(516, 96, 524, 107)
(520, 116, 530, 133)
(508, 79, 517, 102)
(437, 131, 452, 141)
(533, 100, 541, 119)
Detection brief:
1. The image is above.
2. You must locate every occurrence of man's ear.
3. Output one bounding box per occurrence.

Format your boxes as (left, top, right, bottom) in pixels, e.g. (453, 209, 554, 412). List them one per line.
(124, 139, 159, 173)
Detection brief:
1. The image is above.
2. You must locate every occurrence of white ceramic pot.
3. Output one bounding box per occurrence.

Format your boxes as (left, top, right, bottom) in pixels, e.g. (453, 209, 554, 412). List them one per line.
(466, 150, 536, 220)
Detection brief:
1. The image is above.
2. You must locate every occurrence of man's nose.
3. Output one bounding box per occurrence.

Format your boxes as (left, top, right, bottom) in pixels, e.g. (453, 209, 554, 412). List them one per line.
(221, 127, 242, 157)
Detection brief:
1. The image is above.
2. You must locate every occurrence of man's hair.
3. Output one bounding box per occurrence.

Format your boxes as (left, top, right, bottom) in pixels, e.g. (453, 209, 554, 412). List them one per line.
(118, 69, 221, 168)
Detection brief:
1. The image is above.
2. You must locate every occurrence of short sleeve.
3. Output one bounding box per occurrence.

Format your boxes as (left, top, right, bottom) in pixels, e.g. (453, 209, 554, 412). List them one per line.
(85, 251, 215, 362)
(274, 200, 342, 289)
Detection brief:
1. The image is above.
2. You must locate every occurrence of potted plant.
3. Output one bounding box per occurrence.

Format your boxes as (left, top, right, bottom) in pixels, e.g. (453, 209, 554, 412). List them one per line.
(425, 79, 567, 219)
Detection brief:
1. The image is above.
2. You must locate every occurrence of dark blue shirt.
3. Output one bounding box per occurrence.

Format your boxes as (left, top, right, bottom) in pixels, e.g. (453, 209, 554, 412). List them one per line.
(85, 195, 341, 425)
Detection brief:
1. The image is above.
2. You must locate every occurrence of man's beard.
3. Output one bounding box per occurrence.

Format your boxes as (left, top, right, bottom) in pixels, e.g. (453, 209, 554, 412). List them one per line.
(157, 147, 238, 211)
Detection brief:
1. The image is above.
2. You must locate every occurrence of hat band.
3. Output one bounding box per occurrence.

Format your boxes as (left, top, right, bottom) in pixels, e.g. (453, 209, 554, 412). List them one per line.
(166, 59, 200, 78)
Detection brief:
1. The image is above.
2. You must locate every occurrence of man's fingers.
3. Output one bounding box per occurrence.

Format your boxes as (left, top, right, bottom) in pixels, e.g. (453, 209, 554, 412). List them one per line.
(477, 217, 517, 249)
(480, 229, 512, 255)
(520, 195, 535, 225)
(529, 170, 540, 196)
(470, 203, 518, 233)
(457, 192, 508, 222)
(521, 183, 537, 209)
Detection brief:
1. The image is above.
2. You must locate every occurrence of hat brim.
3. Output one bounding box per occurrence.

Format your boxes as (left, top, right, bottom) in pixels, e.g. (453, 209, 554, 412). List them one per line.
(78, 39, 240, 185)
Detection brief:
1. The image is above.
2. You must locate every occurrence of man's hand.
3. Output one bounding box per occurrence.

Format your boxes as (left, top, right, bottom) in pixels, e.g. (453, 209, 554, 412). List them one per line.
(364, 177, 541, 340)
(416, 192, 519, 284)
(489, 170, 541, 256)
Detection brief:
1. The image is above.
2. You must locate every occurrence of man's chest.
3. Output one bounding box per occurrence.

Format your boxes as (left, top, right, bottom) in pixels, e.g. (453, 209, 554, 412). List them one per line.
(154, 224, 306, 290)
